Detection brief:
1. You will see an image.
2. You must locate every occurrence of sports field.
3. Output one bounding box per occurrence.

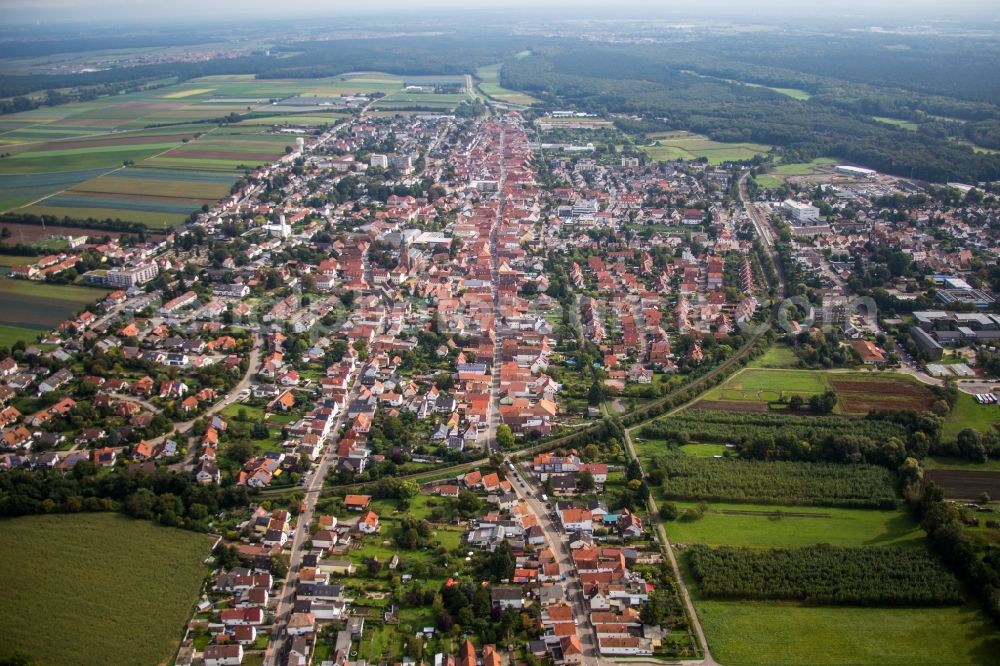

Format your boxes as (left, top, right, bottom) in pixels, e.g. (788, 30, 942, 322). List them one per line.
(0, 513, 213, 666)
(643, 131, 772, 165)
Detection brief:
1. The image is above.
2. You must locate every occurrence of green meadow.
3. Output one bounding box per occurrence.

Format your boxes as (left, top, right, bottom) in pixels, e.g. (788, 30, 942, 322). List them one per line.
(643, 131, 772, 164)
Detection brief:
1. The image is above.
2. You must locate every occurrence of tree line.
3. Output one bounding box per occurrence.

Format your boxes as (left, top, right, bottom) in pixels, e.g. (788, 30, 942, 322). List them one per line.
(0, 463, 250, 531)
(915, 482, 1000, 624)
(639, 409, 938, 467)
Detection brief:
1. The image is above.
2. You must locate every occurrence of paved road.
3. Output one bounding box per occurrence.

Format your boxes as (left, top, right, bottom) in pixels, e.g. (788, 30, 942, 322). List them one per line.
(156, 332, 263, 468)
(511, 465, 599, 664)
(622, 428, 717, 666)
(264, 370, 364, 666)
(485, 125, 507, 455)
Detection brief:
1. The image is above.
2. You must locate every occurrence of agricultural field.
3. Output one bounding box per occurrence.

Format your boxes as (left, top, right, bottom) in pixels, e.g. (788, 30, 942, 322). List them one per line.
(367, 74, 474, 112)
(0, 222, 128, 244)
(653, 455, 898, 508)
(688, 543, 963, 605)
(693, 368, 934, 416)
(0, 323, 41, 346)
(0, 513, 213, 666)
(924, 469, 1000, 500)
(0, 276, 108, 330)
(643, 131, 773, 165)
(637, 410, 909, 452)
(0, 70, 479, 229)
(658, 458, 999, 665)
(696, 601, 1000, 666)
(0, 168, 113, 210)
(475, 63, 538, 106)
(0, 75, 366, 228)
(828, 374, 936, 414)
(534, 117, 614, 130)
(923, 456, 1000, 472)
(664, 501, 923, 549)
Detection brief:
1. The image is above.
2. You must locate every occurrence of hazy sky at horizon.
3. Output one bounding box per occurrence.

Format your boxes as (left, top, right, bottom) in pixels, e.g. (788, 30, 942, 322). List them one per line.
(3, 0, 1000, 24)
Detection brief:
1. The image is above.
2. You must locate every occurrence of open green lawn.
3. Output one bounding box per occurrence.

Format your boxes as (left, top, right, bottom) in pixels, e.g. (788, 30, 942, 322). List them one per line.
(0, 255, 44, 267)
(643, 131, 772, 165)
(754, 174, 784, 189)
(766, 87, 812, 100)
(680, 70, 812, 100)
(665, 501, 923, 549)
(0, 323, 42, 346)
(0, 513, 213, 666)
(747, 344, 800, 369)
(943, 391, 999, 441)
(756, 158, 838, 187)
(873, 116, 919, 131)
(680, 443, 730, 457)
(956, 139, 1000, 155)
(697, 601, 1000, 666)
(772, 157, 839, 176)
(701, 367, 830, 403)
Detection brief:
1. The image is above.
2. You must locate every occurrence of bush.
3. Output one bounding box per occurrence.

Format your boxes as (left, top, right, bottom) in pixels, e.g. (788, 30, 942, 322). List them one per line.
(659, 502, 680, 521)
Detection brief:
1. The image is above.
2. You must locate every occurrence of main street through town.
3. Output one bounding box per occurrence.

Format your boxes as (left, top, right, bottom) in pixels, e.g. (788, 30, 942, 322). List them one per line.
(264, 369, 365, 666)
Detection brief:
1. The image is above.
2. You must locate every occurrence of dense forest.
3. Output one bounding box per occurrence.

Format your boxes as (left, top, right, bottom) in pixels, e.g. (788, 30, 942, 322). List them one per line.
(500, 37, 1000, 182)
